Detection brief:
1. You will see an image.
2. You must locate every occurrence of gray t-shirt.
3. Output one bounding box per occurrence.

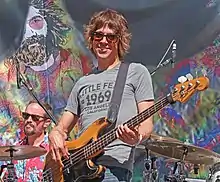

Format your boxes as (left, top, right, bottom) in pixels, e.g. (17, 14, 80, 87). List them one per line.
(65, 62, 154, 172)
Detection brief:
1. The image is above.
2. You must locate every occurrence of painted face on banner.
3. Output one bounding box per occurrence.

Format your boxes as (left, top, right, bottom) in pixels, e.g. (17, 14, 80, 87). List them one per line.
(20, 5, 55, 71)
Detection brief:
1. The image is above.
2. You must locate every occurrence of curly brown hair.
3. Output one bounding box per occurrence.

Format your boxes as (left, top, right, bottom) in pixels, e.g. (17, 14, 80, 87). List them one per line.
(84, 9, 132, 60)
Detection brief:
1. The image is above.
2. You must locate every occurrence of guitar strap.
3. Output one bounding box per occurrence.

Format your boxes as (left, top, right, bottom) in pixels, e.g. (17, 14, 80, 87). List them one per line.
(107, 61, 130, 126)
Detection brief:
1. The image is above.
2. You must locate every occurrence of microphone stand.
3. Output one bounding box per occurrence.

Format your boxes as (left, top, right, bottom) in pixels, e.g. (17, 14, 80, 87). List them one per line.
(15, 61, 57, 125)
(150, 39, 176, 76)
(150, 57, 172, 76)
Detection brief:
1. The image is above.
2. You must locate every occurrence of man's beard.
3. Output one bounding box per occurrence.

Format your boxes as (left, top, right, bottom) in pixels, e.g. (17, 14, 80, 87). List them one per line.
(24, 123, 36, 136)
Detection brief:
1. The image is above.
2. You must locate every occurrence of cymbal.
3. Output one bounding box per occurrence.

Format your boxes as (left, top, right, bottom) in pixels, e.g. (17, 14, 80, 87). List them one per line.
(145, 140, 220, 165)
(0, 145, 47, 161)
(137, 133, 181, 150)
(149, 133, 181, 142)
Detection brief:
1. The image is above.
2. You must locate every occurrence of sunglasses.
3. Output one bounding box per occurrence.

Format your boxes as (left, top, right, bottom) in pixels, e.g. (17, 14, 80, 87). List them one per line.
(22, 112, 48, 122)
(92, 32, 119, 43)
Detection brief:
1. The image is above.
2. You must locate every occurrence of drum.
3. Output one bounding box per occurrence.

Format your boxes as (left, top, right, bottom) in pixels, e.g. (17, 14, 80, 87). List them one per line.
(207, 162, 220, 182)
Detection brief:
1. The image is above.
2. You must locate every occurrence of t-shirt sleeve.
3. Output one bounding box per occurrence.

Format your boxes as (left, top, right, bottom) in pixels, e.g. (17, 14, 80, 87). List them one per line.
(133, 63, 154, 103)
(65, 81, 80, 117)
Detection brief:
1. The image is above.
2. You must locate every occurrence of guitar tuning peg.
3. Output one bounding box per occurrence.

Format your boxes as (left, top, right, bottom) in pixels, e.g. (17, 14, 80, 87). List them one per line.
(178, 76, 187, 83)
(185, 73, 193, 81)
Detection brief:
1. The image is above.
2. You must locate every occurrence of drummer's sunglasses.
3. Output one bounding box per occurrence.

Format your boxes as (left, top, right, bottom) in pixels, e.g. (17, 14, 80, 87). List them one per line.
(22, 112, 48, 122)
(91, 32, 119, 43)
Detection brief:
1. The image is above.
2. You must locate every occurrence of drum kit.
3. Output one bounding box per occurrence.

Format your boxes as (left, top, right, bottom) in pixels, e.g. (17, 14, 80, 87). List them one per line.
(0, 135, 219, 182)
(137, 133, 220, 182)
(0, 145, 46, 181)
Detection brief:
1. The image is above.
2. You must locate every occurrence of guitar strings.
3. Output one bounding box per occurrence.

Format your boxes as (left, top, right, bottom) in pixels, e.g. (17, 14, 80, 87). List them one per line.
(62, 97, 168, 166)
(42, 97, 169, 179)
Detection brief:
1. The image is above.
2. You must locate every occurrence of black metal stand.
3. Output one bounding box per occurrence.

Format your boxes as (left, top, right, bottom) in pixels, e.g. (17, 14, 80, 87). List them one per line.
(143, 148, 158, 182)
(164, 148, 188, 182)
(150, 39, 176, 76)
(4, 147, 18, 182)
(16, 64, 57, 125)
(150, 58, 172, 75)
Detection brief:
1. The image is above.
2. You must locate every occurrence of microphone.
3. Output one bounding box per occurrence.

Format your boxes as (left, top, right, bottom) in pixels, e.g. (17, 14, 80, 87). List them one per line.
(172, 41, 176, 68)
(159, 58, 172, 67)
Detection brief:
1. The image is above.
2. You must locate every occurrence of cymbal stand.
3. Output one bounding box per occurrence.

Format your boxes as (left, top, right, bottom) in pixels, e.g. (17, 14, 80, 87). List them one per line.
(143, 148, 158, 182)
(175, 147, 188, 182)
(4, 147, 18, 182)
(165, 147, 188, 182)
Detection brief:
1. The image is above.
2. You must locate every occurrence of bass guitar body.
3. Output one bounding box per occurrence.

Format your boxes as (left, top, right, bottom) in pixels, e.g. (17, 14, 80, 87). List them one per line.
(43, 118, 109, 182)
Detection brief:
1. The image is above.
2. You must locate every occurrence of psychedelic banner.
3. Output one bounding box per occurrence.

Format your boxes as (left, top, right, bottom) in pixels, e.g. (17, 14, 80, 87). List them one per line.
(0, 0, 94, 145)
(0, 0, 219, 182)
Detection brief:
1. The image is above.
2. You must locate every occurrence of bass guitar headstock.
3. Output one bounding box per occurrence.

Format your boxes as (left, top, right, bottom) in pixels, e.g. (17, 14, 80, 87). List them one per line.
(171, 76, 209, 103)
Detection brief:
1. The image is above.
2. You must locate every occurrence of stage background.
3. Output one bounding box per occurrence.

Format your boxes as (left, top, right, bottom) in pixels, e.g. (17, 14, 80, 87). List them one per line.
(0, 0, 219, 181)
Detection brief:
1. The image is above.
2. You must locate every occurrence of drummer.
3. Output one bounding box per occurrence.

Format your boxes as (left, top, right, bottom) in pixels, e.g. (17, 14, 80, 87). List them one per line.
(1, 100, 52, 182)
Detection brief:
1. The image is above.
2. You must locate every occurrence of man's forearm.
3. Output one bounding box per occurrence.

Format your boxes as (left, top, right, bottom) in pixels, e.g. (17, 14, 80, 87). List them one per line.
(55, 111, 79, 136)
(138, 117, 154, 141)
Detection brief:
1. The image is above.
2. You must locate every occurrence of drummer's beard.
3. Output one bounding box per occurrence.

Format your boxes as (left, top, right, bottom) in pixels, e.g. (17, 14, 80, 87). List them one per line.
(24, 123, 36, 136)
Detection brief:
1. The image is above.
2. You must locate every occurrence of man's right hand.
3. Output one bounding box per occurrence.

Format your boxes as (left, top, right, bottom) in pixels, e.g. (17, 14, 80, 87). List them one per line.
(49, 127, 69, 165)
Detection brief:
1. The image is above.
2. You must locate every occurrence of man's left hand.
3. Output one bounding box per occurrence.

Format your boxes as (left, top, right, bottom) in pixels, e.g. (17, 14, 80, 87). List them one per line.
(116, 124, 141, 145)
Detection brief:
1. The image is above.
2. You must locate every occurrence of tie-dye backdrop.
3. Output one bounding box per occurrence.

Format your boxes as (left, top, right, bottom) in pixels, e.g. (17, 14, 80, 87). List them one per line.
(0, 0, 219, 181)
(134, 52, 220, 181)
(0, 0, 95, 143)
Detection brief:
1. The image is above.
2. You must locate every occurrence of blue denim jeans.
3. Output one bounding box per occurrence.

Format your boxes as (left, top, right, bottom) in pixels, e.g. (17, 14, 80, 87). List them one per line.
(102, 167, 132, 182)
(88, 166, 132, 182)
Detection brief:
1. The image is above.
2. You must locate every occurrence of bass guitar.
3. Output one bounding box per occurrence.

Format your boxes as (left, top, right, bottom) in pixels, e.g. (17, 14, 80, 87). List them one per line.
(43, 76, 209, 182)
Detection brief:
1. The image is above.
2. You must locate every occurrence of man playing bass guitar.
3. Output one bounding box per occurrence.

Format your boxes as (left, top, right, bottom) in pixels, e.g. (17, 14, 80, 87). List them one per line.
(49, 8, 154, 182)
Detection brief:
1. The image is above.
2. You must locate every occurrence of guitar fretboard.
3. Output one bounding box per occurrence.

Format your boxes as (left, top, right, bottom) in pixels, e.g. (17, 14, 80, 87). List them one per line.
(83, 95, 173, 158)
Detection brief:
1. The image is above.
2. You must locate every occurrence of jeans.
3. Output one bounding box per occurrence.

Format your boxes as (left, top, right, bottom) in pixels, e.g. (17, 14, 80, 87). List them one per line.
(89, 166, 132, 182)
